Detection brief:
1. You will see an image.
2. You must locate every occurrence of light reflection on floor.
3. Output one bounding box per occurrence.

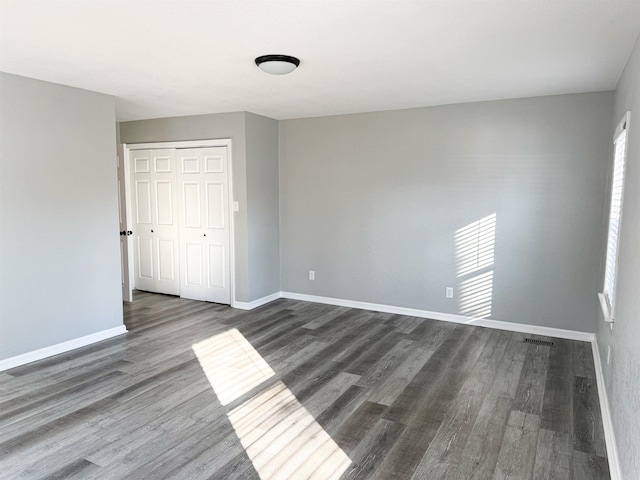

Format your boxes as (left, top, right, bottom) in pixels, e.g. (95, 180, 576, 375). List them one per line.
(192, 328, 275, 406)
(193, 329, 351, 479)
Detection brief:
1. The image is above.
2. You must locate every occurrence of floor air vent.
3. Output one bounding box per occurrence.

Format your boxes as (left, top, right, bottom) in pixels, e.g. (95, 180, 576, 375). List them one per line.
(524, 338, 555, 347)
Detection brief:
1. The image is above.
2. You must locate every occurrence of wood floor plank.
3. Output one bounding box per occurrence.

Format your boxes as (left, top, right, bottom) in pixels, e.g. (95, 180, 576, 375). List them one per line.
(452, 357, 524, 479)
(365, 345, 434, 406)
(532, 428, 572, 480)
(572, 451, 610, 480)
(382, 325, 484, 425)
(0, 371, 127, 444)
(512, 343, 550, 415)
(0, 362, 131, 420)
(573, 376, 607, 457)
(385, 314, 424, 334)
(40, 458, 100, 480)
(0, 291, 611, 480)
(2, 432, 108, 480)
(573, 341, 597, 379)
(344, 331, 409, 376)
(541, 339, 574, 434)
(355, 338, 414, 388)
(410, 329, 511, 479)
(372, 328, 493, 480)
(340, 418, 405, 480)
(493, 410, 540, 480)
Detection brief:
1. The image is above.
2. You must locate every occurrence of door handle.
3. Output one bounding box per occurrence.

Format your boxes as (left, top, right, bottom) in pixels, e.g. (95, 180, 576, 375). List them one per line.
(119, 230, 126, 236)
(127, 230, 133, 236)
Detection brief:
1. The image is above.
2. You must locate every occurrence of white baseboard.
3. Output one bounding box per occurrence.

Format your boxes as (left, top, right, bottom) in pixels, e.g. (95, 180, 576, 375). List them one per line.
(233, 292, 282, 311)
(0, 325, 128, 372)
(280, 291, 594, 342)
(591, 337, 622, 480)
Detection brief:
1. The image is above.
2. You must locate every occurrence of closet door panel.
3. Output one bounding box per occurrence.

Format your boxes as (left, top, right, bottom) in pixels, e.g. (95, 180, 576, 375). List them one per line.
(137, 236, 154, 280)
(135, 181, 152, 224)
(206, 182, 225, 229)
(158, 238, 176, 282)
(208, 244, 225, 289)
(177, 147, 230, 303)
(155, 181, 174, 225)
(185, 242, 204, 287)
(130, 149, 179, 295)
(202, 147, 230, 304)
(183, 183, 201, 228)
(149, 149, 179, 295)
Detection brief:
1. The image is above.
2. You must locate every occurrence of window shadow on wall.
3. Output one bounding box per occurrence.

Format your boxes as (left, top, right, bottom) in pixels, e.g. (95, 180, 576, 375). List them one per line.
(455, 213, 496, 319)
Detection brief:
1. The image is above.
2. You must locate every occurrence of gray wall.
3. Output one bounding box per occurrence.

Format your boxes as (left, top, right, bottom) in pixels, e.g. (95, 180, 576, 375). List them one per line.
(597, 33, 640, 480)
(279, 92, 614, 332)
(0, 73, 123, 360)
(120, 111, 281, 303)
(245, 113, 280, 300)
(119, 113, 250, 302)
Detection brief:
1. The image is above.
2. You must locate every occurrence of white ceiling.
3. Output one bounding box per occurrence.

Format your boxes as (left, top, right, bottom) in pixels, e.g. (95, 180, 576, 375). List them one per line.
(1, 1, 639, 122)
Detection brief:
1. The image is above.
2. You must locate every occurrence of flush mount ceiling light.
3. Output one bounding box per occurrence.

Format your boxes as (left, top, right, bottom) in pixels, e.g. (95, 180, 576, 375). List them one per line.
(255, 54, 300, 75)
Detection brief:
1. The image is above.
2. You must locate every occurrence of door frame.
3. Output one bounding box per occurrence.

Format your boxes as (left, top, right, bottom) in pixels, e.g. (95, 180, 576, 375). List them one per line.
(117, 145, 133, 302)
(121, 138, 236, 307)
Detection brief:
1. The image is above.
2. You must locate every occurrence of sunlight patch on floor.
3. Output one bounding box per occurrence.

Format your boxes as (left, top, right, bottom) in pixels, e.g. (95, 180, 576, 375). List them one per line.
(193, 329, 351, 479)
(192, 328, 276, 405)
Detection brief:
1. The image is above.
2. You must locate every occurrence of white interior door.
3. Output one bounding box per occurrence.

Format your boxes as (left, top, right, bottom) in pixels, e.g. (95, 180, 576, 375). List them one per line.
(176, 147, 230, 303)
(130, 149, 180, 295)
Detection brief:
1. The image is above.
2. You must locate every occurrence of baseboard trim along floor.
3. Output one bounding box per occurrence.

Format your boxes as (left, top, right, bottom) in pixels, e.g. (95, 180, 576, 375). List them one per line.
(279, 291, 594, 342)
(0, 325, 128, 372)
(234, 292, 282, 311)
(591, 337, 622, 480)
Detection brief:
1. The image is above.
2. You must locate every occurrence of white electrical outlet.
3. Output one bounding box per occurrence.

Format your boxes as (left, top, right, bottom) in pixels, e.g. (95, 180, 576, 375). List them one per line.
(309, 270, 315, 280)
(607, 345, 612, 365)
(233, 201, 240, 212)
(446, 287, 454, 298)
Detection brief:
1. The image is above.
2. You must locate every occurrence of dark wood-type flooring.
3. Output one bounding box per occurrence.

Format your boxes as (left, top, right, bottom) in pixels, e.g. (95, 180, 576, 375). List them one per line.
(0, 291, 610, 479)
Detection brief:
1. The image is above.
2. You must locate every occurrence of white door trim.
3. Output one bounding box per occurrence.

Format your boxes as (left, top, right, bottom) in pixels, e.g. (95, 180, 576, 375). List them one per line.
(125, 139, 232, 150)
(122, 139, 236, 307)
(117, 147, 133, 303)
(122, 145, 134, 303)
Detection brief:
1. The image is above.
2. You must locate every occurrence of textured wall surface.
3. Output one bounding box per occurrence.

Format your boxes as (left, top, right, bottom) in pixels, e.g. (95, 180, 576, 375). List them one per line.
(245, 113, 280, 301)
(280, 92, 613, 332)
(0, 73, 123, 360)
(597, 32, 640, 480)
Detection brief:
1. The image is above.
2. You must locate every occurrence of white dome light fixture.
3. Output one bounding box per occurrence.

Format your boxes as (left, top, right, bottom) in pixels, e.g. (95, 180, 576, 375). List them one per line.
(255, 54, 300, 75)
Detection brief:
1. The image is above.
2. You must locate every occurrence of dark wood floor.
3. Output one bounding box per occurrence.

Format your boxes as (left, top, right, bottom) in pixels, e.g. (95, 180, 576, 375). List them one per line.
(0, 291, 610, 479)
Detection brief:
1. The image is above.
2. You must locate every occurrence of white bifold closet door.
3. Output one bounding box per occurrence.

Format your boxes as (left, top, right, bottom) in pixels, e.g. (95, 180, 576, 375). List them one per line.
(130, 149, 180, 295)
(176, 147, 231, 304)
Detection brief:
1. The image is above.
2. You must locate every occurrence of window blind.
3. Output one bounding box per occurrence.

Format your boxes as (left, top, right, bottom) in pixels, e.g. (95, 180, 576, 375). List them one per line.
(602, 123, 628, 314)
